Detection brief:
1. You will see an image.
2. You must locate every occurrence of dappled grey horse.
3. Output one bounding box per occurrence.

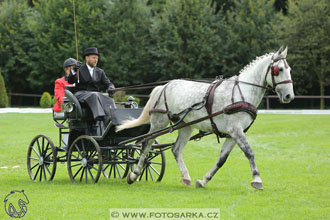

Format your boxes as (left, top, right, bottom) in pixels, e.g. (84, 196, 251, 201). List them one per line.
(117, 47, 294, 189)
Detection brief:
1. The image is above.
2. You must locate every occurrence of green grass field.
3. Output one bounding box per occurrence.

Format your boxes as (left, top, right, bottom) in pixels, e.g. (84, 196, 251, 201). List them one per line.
(0, 113, 329, 220)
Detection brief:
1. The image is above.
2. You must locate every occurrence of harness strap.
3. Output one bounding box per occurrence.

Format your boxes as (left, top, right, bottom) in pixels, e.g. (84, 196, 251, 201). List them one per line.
(224, 101, 257, 120)
(150, 83, 169, 114)
(232, 76, 245, 103)
(204, 79, 225, 141)
(205, 79, 223, 114)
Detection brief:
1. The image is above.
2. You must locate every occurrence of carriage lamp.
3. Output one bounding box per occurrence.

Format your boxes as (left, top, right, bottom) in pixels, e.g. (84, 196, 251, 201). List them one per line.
(127, 96, 138, 108)
(63, 102, 74, 113)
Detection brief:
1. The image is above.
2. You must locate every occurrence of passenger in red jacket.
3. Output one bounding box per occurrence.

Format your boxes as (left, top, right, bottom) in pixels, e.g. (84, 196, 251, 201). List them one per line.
(53, 58, 76, 113)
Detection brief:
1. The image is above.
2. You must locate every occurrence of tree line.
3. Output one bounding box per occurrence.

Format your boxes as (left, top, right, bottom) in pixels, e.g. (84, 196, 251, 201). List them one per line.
(0, 0, 329, 107)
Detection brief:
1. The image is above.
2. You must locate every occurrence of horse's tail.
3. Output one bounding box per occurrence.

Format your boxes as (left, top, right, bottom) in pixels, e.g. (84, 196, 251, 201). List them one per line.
(116, 86, 162, 132)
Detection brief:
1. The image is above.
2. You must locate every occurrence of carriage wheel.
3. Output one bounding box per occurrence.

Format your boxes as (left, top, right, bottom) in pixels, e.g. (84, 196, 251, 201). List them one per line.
(102, 148, 129, 179)
(67, 135, 102, 183)
(128, 141, 165, 182)
(27, 135, 57, 182)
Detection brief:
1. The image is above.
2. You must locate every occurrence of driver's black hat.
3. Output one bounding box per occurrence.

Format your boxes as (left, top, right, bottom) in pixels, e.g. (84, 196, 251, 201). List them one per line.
(83, 47, 99, 59)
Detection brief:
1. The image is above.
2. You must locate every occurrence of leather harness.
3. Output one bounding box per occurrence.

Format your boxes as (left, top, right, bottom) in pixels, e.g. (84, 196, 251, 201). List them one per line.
(149, 77, 258, 141)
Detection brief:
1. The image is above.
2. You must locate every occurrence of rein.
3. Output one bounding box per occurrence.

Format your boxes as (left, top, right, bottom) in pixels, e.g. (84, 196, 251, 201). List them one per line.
(110, 79, 215, 92)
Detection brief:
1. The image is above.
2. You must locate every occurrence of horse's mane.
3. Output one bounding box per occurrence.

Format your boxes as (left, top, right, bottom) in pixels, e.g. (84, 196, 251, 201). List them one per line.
(239, 52, 274, 75)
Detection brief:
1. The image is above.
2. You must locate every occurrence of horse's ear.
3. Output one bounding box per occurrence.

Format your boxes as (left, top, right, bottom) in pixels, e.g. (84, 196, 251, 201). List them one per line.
(277, 46, 284, 54)
(281, 46, 288, 58)
(274, 46, 283, 57)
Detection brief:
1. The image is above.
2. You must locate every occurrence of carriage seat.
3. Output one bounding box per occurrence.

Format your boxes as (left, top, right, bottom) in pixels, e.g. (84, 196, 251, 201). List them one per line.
(63, 87, 92, 120)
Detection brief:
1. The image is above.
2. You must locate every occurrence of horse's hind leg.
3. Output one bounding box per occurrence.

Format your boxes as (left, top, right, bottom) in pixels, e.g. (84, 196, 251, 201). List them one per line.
(127, 138, 155, 184)
(230, 129, 263, 190)
(196, 138, 236, 188)
(172, 126, 194, 186)
(127, 113, 169, 184)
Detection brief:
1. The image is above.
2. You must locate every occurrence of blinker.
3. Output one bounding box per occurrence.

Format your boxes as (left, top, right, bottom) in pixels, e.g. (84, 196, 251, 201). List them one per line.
(272, 66, 279, 76)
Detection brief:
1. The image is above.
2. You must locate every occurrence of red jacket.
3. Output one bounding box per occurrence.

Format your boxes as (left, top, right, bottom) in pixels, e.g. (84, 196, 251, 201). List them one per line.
(53, 76, 72, 112)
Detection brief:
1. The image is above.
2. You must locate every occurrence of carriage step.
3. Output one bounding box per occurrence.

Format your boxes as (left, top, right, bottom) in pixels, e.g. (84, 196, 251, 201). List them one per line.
(55, 123, 68, 129)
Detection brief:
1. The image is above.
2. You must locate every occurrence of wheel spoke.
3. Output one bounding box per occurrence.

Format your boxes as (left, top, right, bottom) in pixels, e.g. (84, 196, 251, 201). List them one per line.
(69, 163, 81, 168)
(44, 142, 50, 157)
(113, 165, 116, 178)
(43, 165, 47, 181)
(88, 150, 97, 160)
(29, 157, 39, 161)
(149, 165, 161, 176)
(74, 144, 83, 158)
(73, 166, 83, 179)
(36, 139, 41, 155)
(148, 167, 154, 181)
(34, 166, 41, 181)
(115, 165, 122, 178)
(87, 168, 95, 182)
(149, 162, 162, 165)
(118, 163, 126, 171)
(44, 152, 53, 161)
(103, 164, 109, 171)
(68, 151, 80, 160)
(45, 164, 52, 176)
(30, 162, 39, 170)
(88, 164, 99, 172)
(80, 167, 85, 182)
(39, 166, 43, 181)
(32, 146, 41, 158)
(108, 165, 113, 177)
(85, 167, 88, 184)
(139, 168, 145, 181)
(42, 137, 45, 155)
(81, 139, 86, 156)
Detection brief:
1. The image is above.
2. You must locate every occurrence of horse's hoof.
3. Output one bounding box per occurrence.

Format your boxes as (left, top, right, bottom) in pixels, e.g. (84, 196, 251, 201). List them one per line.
(251, 180, 263, 190)
(180, 178, 191, 187)
(127, 172, 137, 185)
(195, 180, 205, 188)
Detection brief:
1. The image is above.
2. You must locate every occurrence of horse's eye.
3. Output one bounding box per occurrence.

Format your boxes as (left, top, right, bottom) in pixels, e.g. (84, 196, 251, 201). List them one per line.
(279, 67, 284, 72)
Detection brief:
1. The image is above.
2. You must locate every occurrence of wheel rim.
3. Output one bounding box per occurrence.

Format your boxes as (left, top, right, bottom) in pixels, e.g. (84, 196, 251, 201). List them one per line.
(67, 135, 102, 183)
(129, 146, 165, 182)
(102, 148, 129, 179)
(27, 135, 56, 182)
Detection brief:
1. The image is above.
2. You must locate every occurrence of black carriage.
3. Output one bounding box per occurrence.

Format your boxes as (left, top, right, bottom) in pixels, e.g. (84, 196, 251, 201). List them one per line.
(27, 86, 167, 183)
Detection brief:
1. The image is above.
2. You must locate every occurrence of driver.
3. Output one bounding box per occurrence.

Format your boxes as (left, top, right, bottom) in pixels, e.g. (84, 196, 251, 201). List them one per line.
(68, 47, 115, 125)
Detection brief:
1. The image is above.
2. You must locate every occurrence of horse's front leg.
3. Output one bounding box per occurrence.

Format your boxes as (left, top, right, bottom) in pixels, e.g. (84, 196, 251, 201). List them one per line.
(230, 128, 263, 190)
(196, 138, 236, 188)
(127, 139, 154, 184)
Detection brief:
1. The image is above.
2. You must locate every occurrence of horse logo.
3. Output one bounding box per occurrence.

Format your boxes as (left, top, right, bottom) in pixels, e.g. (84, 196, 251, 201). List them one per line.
(4, 190, 29, 218)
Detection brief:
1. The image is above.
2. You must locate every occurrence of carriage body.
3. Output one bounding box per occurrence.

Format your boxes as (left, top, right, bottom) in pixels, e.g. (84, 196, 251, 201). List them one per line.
(27, 88, 166, 183)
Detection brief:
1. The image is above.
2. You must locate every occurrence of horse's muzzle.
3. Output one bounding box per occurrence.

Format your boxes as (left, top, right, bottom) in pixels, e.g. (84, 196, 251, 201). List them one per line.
(281, 93, 294, 103)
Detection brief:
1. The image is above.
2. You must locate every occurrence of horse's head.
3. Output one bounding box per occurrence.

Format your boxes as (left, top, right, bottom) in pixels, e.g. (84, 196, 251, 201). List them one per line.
(265, 47, 295, 103)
